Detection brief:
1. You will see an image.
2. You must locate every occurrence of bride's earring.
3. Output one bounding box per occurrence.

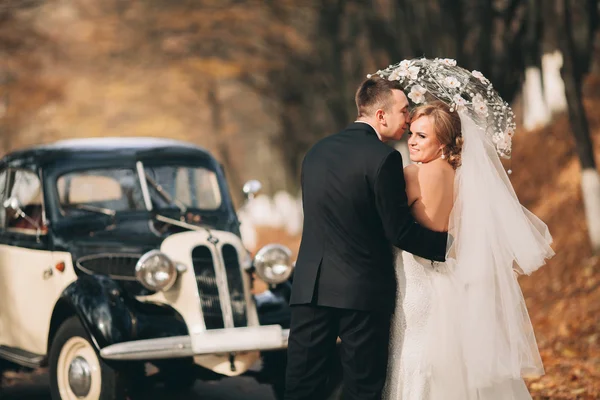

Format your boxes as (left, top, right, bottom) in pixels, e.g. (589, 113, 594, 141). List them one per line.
(441, 149, 445, 160)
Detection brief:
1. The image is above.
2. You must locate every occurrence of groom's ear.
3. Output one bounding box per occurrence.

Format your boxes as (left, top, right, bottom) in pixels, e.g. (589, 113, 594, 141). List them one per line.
(375, 108, 385, 124)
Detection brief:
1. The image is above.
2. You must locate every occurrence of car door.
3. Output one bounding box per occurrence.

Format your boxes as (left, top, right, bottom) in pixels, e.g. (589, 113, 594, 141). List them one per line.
(0, 168, 75, 356)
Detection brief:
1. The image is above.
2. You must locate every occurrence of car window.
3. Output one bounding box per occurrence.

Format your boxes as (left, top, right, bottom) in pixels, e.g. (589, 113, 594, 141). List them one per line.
(5, 169, 45, 234)
(146, 166, 222, 210)
(192, 168, 222, 210)
(57, 168, 145, 215)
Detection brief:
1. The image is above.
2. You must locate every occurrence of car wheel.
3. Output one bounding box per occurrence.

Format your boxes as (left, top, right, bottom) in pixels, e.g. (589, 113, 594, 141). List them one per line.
(49, 316, 126, 400)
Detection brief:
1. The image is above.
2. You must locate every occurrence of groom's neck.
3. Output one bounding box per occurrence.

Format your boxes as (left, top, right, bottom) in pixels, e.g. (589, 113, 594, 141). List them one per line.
(354, 118, 383, 141)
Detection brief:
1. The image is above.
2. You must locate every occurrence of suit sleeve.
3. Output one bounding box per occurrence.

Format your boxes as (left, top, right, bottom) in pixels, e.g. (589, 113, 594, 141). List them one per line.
(374, 151, 448, 262)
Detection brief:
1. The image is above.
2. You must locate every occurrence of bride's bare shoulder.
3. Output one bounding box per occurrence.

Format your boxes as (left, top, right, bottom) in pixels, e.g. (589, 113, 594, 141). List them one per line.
(422, 160, 452, 174)
(403, 163, 419, 179)
(404, 161, 451, 178)
(404, 161, 454, 190)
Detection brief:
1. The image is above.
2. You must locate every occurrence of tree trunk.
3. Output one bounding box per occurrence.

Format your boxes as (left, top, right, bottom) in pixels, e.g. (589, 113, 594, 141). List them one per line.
(478, 0, 493, 73)
(207, 81, 243, 205)
(541, 50, 567, 114)
(522, 0, 551, 130)
(319, 0, 349, 129)
(556, 0, 600, 253)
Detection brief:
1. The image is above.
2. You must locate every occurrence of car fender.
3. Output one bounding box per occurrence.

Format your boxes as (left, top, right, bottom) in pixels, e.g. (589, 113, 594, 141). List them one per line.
(48, 274, 188, 352)
(48, 275, 135, 351)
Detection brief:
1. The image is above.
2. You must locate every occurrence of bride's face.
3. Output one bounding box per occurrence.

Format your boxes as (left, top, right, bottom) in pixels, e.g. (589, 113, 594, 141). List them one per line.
(407, 115, 444, 163)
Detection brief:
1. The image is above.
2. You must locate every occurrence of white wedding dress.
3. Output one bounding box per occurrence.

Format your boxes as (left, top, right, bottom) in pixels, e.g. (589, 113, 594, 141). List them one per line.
(382, 112, 554, 400)
(383, 251, 534, 400)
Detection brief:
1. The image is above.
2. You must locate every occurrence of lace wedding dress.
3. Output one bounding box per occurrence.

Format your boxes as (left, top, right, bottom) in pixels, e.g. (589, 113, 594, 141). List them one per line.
(383, 251, 534, 400)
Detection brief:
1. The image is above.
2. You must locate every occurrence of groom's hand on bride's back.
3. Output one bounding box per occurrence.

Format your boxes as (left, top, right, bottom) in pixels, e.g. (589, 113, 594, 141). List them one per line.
(374, 151, 447, 262)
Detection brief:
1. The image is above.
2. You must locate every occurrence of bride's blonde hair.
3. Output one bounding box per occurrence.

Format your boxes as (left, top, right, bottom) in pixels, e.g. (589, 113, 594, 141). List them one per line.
(411, 101, 463, 169)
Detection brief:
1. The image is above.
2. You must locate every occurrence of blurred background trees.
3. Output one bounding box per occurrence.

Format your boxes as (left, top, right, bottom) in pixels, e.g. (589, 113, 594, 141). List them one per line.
(1, 1, 600, 397)
(555, 0, 600, 252)
(0, 0, 599, 245)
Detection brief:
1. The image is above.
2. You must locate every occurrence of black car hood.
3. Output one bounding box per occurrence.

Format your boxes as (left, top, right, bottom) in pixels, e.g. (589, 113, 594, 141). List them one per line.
(53, 217, 165, 258)
(52, 209, 240, 259)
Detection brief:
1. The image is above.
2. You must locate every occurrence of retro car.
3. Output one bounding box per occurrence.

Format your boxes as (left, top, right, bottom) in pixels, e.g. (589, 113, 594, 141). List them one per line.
(0, 137, 318, 399)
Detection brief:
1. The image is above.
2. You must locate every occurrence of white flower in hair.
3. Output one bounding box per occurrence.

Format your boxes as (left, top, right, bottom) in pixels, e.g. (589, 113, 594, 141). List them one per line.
(388, 61, 420, 81)
(408, 85, 427, 104)
(388, 68, 401, 81)
(399, 60, 411, 69)
(471, 70, 489, 84)
(438, 58, 457, 67)
(407, 66, 420, 80)
(453, 94, 467, 110)
(444, 76, 461, 89)
(472, 93, 488, 116)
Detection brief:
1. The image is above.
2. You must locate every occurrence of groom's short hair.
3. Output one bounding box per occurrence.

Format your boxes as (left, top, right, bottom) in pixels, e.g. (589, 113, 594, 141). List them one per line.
(355, 77, 403, 118)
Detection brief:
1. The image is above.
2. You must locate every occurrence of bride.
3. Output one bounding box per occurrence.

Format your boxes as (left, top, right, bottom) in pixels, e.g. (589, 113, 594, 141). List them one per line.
(373, 59, 555, 400)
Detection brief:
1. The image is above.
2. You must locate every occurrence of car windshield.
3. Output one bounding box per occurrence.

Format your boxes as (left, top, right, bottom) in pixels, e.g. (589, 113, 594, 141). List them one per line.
(143, 165, 222, 211)
(57, 168, 146, 216)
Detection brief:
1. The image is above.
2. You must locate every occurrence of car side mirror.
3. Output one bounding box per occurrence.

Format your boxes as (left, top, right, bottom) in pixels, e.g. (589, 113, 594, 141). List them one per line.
(242, 180, 262, 200)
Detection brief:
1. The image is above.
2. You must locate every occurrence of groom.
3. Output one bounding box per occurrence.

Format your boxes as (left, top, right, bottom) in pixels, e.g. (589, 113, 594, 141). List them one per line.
(285, 77, 448, 400)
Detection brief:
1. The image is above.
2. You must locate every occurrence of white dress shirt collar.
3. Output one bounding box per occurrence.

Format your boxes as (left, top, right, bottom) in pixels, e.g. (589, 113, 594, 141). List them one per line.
(354, 120, 382, 140)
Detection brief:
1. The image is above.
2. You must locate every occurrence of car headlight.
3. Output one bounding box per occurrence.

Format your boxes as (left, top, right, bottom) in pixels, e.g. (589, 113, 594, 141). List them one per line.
(135, 250, 178, 291)
(253, 244, 293, 284)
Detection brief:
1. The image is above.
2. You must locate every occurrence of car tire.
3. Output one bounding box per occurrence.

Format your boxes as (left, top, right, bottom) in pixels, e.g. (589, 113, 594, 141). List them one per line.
(48, 316, 127, 400)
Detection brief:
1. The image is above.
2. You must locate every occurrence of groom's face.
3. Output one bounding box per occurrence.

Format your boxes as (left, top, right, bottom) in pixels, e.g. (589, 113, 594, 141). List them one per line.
(378, 90, 410, 142)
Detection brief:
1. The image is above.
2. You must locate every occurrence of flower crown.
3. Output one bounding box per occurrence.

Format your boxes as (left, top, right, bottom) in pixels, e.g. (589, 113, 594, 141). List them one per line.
(368, 58, 516, 158)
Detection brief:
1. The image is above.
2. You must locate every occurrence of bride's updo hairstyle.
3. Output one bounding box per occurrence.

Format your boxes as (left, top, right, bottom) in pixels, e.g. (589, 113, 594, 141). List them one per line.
(411, 100, 463, 169)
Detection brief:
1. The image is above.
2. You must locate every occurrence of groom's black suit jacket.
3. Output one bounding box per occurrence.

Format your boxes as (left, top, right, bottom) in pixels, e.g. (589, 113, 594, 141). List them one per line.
(290, 122, 448, 311)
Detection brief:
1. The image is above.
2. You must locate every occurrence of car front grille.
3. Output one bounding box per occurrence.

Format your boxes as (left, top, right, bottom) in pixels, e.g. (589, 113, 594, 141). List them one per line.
(222, 244, 248, 327)
(191, 246, 225, 330)
(76, 254, 140, 278)
(191, 244, 248, 330)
